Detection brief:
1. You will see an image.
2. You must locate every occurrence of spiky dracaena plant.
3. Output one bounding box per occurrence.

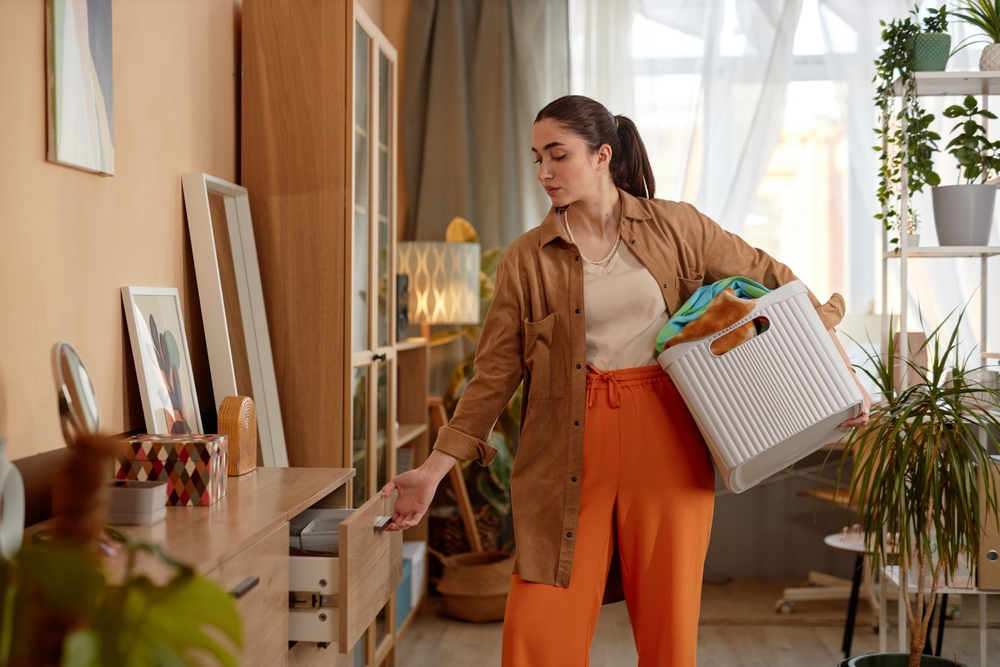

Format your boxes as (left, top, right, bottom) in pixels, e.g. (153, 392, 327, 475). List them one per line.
(838, 311, 1000, 667)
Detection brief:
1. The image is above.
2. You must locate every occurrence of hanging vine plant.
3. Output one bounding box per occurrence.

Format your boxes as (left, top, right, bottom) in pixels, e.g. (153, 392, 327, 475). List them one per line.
(874, 7, 944, 249)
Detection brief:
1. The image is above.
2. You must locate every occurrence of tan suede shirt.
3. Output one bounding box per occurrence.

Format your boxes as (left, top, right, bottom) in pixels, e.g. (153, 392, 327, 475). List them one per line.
(432, 189, 845, 599)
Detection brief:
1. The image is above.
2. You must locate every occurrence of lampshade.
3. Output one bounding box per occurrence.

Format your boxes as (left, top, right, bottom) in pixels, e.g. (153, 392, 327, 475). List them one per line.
(397, 242, 481, 325)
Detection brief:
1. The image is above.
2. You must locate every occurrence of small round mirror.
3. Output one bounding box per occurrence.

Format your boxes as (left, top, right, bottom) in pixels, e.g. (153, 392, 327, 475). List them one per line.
(52, 342, 100, 447)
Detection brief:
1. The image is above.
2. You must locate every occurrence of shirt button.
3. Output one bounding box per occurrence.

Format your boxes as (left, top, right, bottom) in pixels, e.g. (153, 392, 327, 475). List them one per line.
(575, 308, 581, 314)
(574, 420, 580, 426)
(576, 364, 582, 369)
(663, 283, 668, 289)
(571, 476, 578, 482)
(575, 256, 580, 261)
(630, 239, 636, 244)
(566, 532, 573, 538)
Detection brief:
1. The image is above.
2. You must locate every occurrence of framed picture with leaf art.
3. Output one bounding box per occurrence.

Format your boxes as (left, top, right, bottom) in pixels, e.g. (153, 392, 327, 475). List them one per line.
(122, 287, 202, 435)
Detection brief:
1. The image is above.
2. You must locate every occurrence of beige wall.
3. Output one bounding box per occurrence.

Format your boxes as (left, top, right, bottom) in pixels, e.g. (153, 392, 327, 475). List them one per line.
(0, 1, 237, 459)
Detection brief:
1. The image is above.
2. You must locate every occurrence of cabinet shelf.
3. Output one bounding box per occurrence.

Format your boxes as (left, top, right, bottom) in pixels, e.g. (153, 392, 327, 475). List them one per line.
(883, 246, 1000, 258)
(894, 71, 1000, 97)
(395, 422, 427, 449)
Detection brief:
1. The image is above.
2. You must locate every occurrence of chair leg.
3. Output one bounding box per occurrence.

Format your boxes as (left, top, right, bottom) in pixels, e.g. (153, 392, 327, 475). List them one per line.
(936, 593, 949, 657)
(843, 554, 864, 658)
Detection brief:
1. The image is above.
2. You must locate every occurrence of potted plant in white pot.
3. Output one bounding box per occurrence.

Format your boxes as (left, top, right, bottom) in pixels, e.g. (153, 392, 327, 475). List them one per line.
(932, 94, 1000, 246)
(875, 11, 942, 250)
(836, 313, 1000, 667)
(952, 0, 1000, 70)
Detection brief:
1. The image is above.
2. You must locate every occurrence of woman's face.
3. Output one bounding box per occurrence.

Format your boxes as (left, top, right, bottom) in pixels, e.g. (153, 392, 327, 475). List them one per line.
(531, 118, 611, 208)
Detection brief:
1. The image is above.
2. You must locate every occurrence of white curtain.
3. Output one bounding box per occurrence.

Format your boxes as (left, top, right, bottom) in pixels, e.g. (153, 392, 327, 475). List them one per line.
(570, 0, 804, 234)
(568, 0, 998, 361)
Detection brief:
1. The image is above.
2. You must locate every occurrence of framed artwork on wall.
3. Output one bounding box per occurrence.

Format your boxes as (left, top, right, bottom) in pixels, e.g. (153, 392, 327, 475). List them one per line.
(181, 173, 289, 467)
(45, 0, 115, 175)
(122, 287, 202, 435)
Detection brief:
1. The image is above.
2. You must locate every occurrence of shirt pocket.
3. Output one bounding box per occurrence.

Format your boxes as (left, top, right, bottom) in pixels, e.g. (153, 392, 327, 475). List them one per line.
(676, 273, 705, 306)
(522, 312, 566, 400)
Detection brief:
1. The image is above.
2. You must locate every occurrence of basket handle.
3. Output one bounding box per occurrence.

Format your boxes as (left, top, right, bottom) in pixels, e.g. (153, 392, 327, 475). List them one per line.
(427, 546, 455, 565)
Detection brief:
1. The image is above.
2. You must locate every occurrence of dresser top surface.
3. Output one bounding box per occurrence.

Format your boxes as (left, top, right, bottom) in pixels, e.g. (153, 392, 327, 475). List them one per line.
(30, 467, 356, 577)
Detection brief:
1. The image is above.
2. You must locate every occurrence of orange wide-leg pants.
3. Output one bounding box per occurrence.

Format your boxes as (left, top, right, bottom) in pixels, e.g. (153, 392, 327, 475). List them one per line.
(501, 365, 716, 667)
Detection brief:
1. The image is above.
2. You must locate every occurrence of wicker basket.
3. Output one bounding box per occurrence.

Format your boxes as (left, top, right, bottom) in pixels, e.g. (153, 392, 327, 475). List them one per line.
(430, 549, 515, 622)
(428, 504, 502, 583)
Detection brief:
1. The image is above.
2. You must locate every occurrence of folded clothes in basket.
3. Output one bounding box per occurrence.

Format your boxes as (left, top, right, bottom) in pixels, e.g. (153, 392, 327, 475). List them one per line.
(655, 277, 770, 355)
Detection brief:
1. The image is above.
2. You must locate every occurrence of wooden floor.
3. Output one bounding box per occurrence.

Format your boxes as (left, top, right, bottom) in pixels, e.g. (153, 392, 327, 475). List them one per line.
(397, 582, 1000, 666)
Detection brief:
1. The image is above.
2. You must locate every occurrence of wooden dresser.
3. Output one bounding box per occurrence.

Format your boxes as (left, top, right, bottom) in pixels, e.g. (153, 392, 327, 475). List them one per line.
(73, 468, 402, 667)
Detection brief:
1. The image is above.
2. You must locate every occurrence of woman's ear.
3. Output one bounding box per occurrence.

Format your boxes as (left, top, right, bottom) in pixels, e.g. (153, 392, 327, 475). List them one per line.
(597, 143, 613, 171)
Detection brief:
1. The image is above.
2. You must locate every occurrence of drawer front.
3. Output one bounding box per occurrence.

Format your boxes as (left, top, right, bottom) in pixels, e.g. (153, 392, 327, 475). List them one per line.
(288, 641, 354, 667)
(339, 490, 403, 651)
(208, 523, 289, 667)
(289, 554, 339, 597)
(289, 607, 339, 643)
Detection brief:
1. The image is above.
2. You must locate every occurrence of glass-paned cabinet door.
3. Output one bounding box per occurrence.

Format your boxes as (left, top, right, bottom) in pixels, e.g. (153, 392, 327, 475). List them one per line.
(352, 23, 371, 356)
(376, 48, 394, 349)
(351, 4, 399, 514)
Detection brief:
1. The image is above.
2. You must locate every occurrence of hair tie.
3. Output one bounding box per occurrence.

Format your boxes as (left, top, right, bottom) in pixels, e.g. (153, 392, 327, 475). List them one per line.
(614, 115, 620, 129)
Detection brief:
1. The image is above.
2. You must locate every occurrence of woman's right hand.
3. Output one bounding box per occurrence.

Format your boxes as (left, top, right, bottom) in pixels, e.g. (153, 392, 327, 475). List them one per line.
(381, 450, 457, 531)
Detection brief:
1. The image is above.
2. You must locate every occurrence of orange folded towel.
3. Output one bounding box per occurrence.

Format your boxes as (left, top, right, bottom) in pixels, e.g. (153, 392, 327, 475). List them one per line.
(665, 287, 756, 355)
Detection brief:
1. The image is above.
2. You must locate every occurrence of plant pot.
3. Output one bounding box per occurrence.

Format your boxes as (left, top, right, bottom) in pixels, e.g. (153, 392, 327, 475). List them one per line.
(905, 233, 920, 247)
(932, 184, 997, 246)
(981, 43, 1000, 71)
(913, 33, 951, 71)
(838, 654, 967, 667)
(433, 550, 515, 622)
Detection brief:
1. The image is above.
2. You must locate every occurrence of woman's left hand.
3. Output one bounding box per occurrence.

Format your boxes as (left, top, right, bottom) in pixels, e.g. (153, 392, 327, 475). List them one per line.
(839, 373, 870, 428)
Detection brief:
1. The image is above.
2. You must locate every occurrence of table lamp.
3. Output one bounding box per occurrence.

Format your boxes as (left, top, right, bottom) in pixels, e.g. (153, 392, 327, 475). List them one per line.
(397, 242, 481, 338)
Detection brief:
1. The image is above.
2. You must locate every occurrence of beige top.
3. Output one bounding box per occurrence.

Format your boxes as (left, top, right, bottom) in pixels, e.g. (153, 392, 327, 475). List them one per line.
(561, 212, 670, 370)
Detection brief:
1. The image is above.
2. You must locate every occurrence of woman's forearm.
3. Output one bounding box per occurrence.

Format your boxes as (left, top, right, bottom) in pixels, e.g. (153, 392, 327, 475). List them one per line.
(421, 449, 459, 484)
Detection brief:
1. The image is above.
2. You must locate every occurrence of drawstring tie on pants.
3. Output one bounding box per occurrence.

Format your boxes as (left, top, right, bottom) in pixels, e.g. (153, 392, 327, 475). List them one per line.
(586, 364, 622, 409)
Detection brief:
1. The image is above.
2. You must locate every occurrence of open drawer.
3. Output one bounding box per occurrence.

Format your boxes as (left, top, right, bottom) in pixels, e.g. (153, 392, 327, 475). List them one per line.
(288, 489, 403, 651)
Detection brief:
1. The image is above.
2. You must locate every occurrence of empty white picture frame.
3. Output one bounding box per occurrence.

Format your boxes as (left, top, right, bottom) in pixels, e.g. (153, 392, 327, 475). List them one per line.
(181, 173, 289, 467)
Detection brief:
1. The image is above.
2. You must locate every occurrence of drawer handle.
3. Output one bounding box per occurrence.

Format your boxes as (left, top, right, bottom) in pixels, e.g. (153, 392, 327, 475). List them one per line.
(374, 516, 390, 532)
(230, 576, 260, 599)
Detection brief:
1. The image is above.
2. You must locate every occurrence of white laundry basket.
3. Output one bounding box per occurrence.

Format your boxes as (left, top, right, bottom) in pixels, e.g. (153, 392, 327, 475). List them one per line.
(656, 281, 863, 494)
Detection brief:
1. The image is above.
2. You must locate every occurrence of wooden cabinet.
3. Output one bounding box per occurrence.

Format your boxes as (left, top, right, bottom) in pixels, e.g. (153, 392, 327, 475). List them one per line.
(243, 2, 428, 665)
(60, 468, 406, 666)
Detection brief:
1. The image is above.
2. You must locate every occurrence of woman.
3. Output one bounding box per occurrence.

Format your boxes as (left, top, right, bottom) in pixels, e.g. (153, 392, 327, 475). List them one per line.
(382, 95, 871, 666)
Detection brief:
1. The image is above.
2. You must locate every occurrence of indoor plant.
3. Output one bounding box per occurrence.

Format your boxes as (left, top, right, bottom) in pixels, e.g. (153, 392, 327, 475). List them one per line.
(874, 9, 942, 250)
(0, 433, 241, 667)
(913, 5, 951, 71)
(952, 0, 1000, 70)
(836, 312, 1000, 667)
(932, 94, 1000, 245)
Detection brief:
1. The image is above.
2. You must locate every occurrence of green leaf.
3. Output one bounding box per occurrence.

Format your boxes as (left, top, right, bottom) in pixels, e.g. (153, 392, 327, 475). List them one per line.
(61, 630, 99, 667)
(476, 472, 510, 516)
(163, 330, 180, 371)
(486, 431, 512, 491)
(480, 247, 504, 282)
(124, 574, 242, 667)
(17, 544, 105, 616)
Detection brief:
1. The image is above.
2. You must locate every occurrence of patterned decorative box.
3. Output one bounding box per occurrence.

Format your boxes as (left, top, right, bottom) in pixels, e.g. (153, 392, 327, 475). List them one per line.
(115, 434, 229, 506)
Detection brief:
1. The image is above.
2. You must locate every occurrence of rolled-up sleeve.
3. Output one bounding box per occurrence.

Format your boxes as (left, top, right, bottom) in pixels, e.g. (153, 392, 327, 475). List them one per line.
(695, 206, 845, 329)
(433, 253, 525, 466)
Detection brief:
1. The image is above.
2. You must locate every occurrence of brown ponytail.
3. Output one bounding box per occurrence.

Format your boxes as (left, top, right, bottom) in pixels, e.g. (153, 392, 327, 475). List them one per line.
(534, 95, 656, 199)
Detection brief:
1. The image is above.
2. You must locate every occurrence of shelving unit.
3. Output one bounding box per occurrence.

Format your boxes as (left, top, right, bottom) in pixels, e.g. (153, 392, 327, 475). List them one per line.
(883, 74, 1000, 381)
(878, 72, 1000, 655)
